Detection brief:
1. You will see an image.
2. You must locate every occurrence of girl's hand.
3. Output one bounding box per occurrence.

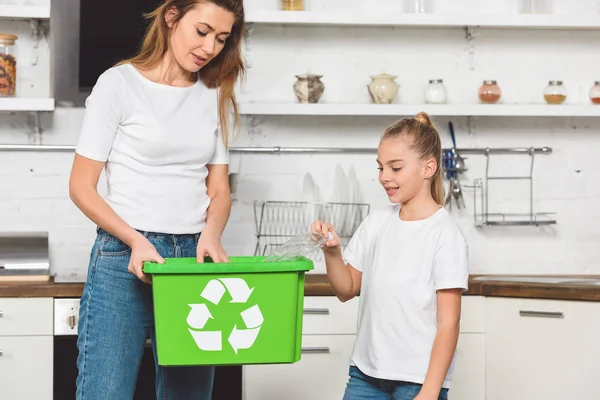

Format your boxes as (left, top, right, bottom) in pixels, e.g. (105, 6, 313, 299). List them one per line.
(196, 230, 230, 263)
(311, 220, 341, 253)
(129, 236, 165, 284)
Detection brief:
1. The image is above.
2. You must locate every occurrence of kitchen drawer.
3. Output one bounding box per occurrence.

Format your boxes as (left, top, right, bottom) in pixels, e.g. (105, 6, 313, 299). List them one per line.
(0, 335, 53, 400)
(302, 296, 359, 335)
(0, 298, 53, 336)
(460, 296, 485, 333)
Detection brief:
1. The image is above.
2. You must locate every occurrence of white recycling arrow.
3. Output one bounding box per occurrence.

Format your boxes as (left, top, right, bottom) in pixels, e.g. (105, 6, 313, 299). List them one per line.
(240, 304, 263, 329)
(228, 325, 261, 354)
(200, 279, 226, 305)
(218, 278, 254, 303)
(189, 329, 222, 351)
(186, 304, 213, 329)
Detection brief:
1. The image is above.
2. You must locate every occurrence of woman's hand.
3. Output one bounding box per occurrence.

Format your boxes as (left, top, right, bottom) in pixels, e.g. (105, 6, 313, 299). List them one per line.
(129, 235, 165, 284)
(311, 220, 341, 253)
(196, 230, 230, 263)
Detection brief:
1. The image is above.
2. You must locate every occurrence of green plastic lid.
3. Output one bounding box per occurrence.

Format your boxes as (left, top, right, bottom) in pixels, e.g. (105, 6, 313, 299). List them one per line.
(143, 255, 314, 274)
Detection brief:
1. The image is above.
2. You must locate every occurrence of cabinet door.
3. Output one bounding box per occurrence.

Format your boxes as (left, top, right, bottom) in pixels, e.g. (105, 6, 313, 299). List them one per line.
(448, 333, 485, 400)
(243, 335, 355, 400)
(0, 336, 53, 400)
(486, 298, 600, 400)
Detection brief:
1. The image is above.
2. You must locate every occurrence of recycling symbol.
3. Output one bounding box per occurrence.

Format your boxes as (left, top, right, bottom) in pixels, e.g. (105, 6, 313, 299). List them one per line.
(186, 278, 263, 354)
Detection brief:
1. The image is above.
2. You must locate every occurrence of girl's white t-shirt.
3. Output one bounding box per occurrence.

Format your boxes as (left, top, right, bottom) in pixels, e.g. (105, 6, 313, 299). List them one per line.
(75, 63, 228, 234)
(342, 205, 469, 389)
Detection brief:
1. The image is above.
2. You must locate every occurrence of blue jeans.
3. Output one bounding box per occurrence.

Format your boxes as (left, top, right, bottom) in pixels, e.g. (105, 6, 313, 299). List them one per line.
(76, 227, 214, 400)
(343, 366, 449, 400)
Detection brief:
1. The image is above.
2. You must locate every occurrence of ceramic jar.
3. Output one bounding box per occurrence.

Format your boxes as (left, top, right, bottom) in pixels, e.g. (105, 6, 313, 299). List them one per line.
(294, 73, 324, 104)
(367, 73, 399, 104)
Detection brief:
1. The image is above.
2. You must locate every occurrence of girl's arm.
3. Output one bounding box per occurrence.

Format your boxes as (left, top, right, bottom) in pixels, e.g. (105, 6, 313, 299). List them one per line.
(312, 220, 362, 302)
(416, 288, 462, 399)
(197, 164, 232, 263)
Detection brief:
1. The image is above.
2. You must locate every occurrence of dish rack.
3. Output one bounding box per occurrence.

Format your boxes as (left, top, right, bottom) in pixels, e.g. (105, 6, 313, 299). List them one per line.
(470, 148, 556, 227)
(254, 201, 371, 260)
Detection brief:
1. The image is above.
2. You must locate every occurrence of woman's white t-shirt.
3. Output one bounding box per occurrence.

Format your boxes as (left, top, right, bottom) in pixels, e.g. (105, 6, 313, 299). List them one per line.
(75, 63, 229, 234)
(342, 205, 469, 389)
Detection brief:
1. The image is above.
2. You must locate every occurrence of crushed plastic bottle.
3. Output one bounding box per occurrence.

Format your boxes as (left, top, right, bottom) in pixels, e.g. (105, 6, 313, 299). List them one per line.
(263, 231, 332, 262)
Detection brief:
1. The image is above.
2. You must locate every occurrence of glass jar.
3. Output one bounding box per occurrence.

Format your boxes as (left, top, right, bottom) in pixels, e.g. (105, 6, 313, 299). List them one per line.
(425, 79, 447, 104)
(478, 80, 501, 104)
(589, 81, 600, 105)
(544, 81, 567, 104)
(280, 0, 304, 11)
(0, 34, 17, 97)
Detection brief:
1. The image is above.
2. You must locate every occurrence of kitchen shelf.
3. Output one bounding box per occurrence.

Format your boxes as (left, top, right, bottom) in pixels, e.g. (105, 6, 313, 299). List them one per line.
(245, 11, 600, 30)
(239, 103, 600, 117)
(0, 98, 55, 112)
(0, 5, 50, 19)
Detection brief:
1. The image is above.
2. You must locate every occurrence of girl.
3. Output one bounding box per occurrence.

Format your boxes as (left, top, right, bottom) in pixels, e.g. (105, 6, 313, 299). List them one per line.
(69, 1, 245, 398)
(312, 112, 469, 400)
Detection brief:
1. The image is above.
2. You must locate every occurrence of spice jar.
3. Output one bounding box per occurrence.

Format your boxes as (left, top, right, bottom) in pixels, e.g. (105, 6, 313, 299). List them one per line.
(478, 80, 501, 104)
(425, 79, 447, 104)
(589, 81, 600, 105)
(544, 81, 567, 104)
(281, 0, 304, 11)
(0, 34, 17, 97)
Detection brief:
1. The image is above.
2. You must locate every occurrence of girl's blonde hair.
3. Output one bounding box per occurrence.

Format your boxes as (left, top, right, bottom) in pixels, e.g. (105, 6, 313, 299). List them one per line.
(117, 0, 246, 148)
(381, 112, 445, 205)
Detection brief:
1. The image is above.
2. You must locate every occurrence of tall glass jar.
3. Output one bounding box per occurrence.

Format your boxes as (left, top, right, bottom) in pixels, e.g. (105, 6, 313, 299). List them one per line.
(425, 79, 447, 104)
(544, 81, 567, 104)
(281, 0, 304, 11)
(479, 80, 501, 104)
(589, 81, 600, 105)
(0, 34, 17, 97)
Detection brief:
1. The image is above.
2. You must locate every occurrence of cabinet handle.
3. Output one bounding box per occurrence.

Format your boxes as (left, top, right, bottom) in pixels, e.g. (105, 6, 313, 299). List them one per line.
(0, 311, 3, 318)
(67, 315, 78, 329)
(0, 350, 3, 356)
(301, 347, 330, 354)
(303, 308, 330, 315)
(519, 310, 564, 319)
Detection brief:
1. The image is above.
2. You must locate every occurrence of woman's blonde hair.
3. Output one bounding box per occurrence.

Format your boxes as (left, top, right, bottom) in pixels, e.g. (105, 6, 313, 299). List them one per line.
(117, 0, 246, 148)
(381, 112, 445, 205)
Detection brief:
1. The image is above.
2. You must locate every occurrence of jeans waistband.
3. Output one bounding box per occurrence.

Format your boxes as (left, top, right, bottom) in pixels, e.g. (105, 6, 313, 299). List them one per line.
(96, 226, 201, 241)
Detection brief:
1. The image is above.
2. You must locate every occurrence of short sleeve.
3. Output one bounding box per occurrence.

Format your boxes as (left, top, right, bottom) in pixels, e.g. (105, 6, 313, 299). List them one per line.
(208, 128, 229, 165)
(75, 69, 125, 162)
(342, 218, 369, 272)
(433, 226, 469, 291)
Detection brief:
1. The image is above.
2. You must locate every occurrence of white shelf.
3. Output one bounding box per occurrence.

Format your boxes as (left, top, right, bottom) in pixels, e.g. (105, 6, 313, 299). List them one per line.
(239, 103, 600, 117)
(0, 98, 54, 111)
(0, 5, 50, 19)
(246, 11, 600, 30)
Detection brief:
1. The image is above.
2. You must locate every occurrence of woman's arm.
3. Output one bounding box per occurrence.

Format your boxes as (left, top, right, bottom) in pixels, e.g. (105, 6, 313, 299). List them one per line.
(69, 154, 164, 283)
(312, 220, 361, 302)
(196, 164, 231, 263)
(416, 288, 462, 399)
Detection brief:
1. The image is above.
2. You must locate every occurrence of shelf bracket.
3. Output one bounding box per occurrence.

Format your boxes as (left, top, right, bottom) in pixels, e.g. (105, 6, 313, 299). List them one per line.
(465, 26, 480, 71)
(244, 114, 263, 136)
(29, 19, 49, 66)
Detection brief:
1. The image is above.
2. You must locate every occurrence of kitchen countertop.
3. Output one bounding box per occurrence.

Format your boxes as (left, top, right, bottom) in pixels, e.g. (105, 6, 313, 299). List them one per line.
(2, 274, 600, 301)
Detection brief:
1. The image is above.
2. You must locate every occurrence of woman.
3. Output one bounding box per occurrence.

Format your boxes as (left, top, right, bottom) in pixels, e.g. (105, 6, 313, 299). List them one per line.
(69, 1, 245, 398)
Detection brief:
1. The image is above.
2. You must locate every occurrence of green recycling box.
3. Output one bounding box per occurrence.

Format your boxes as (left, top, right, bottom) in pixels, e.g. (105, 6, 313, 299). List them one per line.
(143, 256, 314, 367)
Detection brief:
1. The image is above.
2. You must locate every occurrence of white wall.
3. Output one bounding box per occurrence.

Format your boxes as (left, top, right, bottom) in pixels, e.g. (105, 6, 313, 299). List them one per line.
(1, 0, 600, 281)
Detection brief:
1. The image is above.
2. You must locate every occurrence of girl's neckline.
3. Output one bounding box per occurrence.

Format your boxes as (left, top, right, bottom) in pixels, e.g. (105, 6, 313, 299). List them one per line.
(126, 63, 201, 91)
(397, 204, 445, 224)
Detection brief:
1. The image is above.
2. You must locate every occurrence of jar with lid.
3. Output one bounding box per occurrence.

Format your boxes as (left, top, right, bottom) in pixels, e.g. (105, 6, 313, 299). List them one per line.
(589, 81, 600, 105)
(0, 34, 17, 97)
(544, 81, 567, 104)
(478, 80, 501, 104)
(281, 0, 304, 11)
(425, 79, 447, 104)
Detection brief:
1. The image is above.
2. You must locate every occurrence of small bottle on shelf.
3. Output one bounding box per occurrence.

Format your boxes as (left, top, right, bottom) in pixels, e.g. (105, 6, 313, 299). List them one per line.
(589, 81, 600, 105)
(543, 81, 567, 105)
(280, 0, 304, 11)
(425, 79, 447, 104)
(0, 33, 17, 97)
(478, 80, 501, 104)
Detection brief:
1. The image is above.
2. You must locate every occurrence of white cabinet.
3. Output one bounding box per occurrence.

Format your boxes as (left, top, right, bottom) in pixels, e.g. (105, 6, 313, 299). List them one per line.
(449, 296, 486, 400)
(0, 335, 53, 400)
(0, 298, 53, 400)
(243, 296, 358, 400)
(244, 335, 355, 400)
(486, 297, 600, 400)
